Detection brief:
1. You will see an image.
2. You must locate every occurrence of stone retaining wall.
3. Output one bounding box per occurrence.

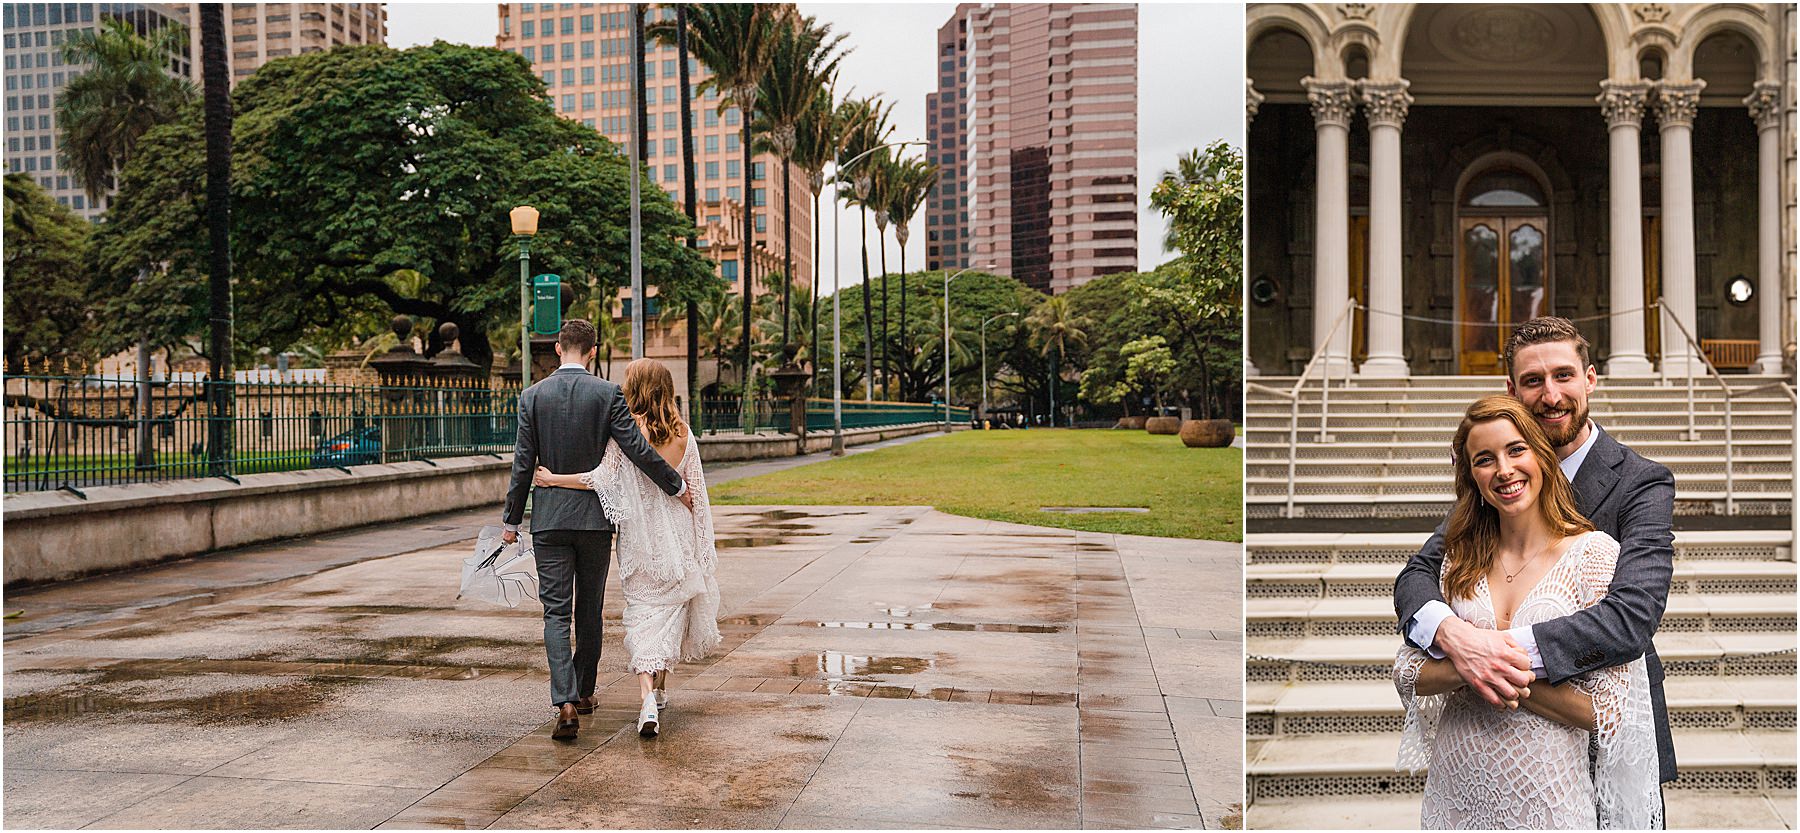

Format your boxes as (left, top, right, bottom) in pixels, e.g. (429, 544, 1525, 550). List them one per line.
(2, 422, 946, 586)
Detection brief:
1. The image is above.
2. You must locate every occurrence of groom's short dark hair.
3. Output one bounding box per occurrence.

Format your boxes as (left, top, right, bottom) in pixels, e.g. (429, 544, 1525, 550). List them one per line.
(1503, 316, 1591, 375)
(558, 319, 596, 354)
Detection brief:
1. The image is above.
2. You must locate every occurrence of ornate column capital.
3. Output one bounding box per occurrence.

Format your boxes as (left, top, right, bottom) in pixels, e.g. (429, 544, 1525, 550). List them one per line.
(1745, 81, 1782, 131)
(1597, 80, 1652, 129)
(1359, 80, 1413, 129)
(1653, 80, 1705, 129)
(1303, 77, 1356, 130)
(1246, 79, 1265, 123)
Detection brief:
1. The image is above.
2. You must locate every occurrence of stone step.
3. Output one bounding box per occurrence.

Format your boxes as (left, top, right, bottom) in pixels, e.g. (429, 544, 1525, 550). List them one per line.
(1245, 676, 1797, 738)
(1246, 498, 1794, 521)
(1248, 560, 1797, 600)
(1247, 459, 1794, 481)
(1246, 530, 1794, 567)
(1246, 412, 1796, 430)
(1246, 438, 1795, 461)
(1246, 790, 1797, 829)
(1245, 594, 1796, 639)
(1246, 728, 1795, 799)
(1245, 425, 1795, 444)
(1246, 393, 1799, 408)
(1246, 472, 1795, 496)
(1247, 632, 1798, 684)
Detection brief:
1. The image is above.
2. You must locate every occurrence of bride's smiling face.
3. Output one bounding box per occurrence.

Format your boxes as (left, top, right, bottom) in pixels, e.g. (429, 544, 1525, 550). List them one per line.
(1465, 417, 1544, 518)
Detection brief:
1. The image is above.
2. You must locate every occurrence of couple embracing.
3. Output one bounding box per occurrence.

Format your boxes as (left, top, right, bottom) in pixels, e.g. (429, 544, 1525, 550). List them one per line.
(501, 320, 721, 742)
(1393, 317, 1678, 829)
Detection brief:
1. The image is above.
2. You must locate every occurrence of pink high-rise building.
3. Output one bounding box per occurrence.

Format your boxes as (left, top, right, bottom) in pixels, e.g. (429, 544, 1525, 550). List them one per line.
(926, 3, 1138, 294)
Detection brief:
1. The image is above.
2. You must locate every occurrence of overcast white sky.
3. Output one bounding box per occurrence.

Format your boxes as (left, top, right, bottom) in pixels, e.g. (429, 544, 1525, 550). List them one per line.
(385, 1, 1244, 286)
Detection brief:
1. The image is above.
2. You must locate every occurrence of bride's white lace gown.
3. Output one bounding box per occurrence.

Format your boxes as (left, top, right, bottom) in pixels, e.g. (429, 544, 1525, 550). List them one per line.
(581, 431, 722, 675)
(1394, 531, 1662, 829)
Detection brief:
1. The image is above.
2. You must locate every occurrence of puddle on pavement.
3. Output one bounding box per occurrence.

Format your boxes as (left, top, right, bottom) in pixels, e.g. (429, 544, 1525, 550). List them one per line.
(719, 614, 781, 627)
(812, 621, 1062, 634)
(797, 651, 937, 681)
(5, 665, 365, 724)
(340, 635, 537, 664)
(716, 536, 796, 549)
(749, 510, 817, 522)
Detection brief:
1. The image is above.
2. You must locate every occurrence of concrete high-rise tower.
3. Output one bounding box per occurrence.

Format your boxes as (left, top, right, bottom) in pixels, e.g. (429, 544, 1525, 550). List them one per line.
(927, 3, 1138, 294)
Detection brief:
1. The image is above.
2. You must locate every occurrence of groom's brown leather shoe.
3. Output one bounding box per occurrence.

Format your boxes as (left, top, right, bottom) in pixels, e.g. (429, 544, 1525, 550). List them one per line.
(551, 704, 579, 740)
(576, 696, 597, 715)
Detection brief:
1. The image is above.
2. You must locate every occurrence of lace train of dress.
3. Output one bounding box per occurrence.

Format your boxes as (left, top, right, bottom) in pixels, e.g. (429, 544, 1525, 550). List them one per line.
(1393, 531, 1662, 829)
(582, 431, 722, 675)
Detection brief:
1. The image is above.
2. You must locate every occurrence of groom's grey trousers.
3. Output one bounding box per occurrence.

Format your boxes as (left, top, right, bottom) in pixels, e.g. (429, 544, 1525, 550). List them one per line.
(533, 529, 612, 707)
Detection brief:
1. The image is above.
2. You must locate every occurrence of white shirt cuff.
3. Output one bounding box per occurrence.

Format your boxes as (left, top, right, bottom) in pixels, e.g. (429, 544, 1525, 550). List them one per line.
(675, 480, 688, 496)
(502, 522, 519, 533)
(1505, 624, 1546, 678)
(1407, 600, 1455, 659)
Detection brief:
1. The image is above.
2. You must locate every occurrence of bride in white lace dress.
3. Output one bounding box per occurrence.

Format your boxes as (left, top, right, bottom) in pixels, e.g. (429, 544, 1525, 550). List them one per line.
(534, 359, 721, 738)
(1394, 395, 1660, 829)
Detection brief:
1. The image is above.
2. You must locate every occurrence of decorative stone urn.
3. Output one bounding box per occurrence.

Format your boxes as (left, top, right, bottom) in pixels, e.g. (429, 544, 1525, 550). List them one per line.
(1144, 416, 1181, 435)
(1116, 415, 1148, 430)
(1179, 419, 1233, 448)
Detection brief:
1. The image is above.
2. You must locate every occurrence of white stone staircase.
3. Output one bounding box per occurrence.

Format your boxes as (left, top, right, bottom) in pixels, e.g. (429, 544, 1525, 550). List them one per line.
(1244, 375, 1798, 829)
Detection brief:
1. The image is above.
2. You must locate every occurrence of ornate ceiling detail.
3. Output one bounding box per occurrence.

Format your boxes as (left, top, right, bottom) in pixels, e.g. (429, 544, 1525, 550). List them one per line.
(1633, 4, 1671, 24)
(1337, 4, 1373, 22)
(1450, 7, 1557, 64)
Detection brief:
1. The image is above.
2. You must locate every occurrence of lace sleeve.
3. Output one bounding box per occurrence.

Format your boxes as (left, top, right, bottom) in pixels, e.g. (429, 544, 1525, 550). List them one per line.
(1395, 644, 1445, 774)
(1566, 532, 1663, 829)
(579, 440, 634, 525)
(684, 431, 717, 572)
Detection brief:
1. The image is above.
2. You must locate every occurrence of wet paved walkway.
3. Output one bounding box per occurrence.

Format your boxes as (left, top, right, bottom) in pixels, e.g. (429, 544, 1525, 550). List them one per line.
(4, 504, 1240, 830)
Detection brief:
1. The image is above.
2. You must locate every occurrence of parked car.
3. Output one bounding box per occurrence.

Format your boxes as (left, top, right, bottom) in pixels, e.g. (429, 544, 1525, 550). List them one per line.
(311, 426, 380, 468)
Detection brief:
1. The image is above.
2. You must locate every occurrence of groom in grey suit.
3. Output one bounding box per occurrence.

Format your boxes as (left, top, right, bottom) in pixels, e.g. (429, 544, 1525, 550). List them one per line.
(502, 319, 689, 739)
(1393, 317, 1679, 788)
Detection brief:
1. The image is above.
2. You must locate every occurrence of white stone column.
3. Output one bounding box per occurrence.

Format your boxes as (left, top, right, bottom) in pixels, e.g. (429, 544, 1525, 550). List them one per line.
(1359, 80, 1412, 377)
(1305, 78, 1356, 375)
(1598, 81, 1655, 376)
(1245, 79, 1264, 378)
(1747, 82, 1785, 374)
(1655, 81, 1704, 377)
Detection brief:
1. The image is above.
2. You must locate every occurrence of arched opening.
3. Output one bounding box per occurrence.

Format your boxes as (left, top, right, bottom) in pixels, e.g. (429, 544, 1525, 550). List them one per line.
(1688, 28, 1764, 356)
(1246, 22, 1319, 373)
(1455, 158, 1551, 374)
(1638, 46, 1666, 82)
(1341, 43, 1371, 81)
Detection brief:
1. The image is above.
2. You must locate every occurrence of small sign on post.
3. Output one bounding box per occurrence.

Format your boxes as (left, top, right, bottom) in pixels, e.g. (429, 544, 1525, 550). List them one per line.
(531, 274, 562, 336)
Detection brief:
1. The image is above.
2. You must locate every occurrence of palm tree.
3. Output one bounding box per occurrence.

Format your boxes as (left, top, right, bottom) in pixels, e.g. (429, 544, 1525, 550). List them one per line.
(833, 95, 894, 400)
(751, 17, 844, 365)
(1026, 296, 1091, 428)
(674, 4, 701, 427)
(56, 17, 195, 209)
(885, 155, 938, 398)
(866, 156, 894, 398)
(789, 85, 843, 395)
(649, 4, 789, 398)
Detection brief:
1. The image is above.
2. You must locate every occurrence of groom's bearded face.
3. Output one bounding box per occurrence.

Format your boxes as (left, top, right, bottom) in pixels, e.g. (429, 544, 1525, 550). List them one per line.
(1506, 340, 1596, 449)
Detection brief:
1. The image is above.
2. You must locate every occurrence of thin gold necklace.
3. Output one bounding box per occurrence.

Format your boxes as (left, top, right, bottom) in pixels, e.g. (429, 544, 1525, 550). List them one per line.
(1500, 540, 1556, 583)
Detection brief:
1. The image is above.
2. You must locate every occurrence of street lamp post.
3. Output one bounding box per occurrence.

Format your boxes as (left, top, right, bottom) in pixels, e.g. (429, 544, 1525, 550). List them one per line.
(511, 205, 540, 387)
(979, 311, 1020, 424)
(830, 139, 926, 455)
(941, 263, 996, 432)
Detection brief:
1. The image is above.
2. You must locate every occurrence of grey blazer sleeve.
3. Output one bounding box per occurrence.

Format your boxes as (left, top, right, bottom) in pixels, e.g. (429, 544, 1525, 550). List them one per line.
(1534, 464, 1676, 685)
(606, 390, 686, 496)
(503, 387, 536, 526)
(1394, 519, 1451, 649)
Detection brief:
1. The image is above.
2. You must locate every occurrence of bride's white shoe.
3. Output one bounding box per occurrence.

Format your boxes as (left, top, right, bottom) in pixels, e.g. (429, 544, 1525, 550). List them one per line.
(637, 692, 660, 738)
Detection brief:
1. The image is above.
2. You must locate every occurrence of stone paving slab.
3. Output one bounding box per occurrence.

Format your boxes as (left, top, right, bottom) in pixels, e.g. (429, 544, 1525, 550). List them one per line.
(4, 504, 1235, 829)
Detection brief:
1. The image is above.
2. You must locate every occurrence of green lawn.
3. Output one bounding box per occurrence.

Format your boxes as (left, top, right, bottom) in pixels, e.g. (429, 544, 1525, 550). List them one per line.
(713, 429, 1241, 541)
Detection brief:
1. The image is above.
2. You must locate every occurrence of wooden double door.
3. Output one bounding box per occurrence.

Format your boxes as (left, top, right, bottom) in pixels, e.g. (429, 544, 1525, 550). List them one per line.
(1457, 216, 1548, 375)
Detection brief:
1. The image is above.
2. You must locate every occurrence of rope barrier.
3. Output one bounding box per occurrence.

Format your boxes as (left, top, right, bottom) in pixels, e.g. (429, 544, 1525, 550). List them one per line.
(1355, 304, 1661, 327)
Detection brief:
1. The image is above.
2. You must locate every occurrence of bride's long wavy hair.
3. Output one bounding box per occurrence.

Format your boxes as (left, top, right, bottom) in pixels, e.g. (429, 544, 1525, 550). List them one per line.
(622, 358, 688, 447)
(1441, 395, 1593, 601)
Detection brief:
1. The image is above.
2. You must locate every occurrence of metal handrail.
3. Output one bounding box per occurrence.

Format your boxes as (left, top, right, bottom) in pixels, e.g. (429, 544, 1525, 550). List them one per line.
(1654, 297, 1796, 516)
(1245, 299, 1361, 518)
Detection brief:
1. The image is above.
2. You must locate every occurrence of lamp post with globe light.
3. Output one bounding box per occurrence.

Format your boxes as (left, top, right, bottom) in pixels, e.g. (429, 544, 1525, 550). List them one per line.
(511, 205, 539, 387)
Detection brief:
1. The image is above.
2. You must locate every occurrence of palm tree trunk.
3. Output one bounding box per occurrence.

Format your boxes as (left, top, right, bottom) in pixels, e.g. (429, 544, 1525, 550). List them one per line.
(740, 118, 753, 401)
(878, 234, 889, 400)
(859, 206, 873, 400)
(676, 9, 699, 426)
(200, 4, 233, 477)
(780, 157, 793, 360)
(810, 187, 821, 396)
(898, 248, 907, 401)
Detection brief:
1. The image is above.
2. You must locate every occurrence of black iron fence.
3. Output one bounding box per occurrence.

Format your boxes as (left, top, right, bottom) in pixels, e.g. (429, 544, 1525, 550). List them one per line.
(3, 372, 519, 495)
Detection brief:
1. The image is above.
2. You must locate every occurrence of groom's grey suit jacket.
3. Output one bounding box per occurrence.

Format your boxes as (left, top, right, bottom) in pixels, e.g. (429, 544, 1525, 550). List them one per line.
(1393, 425, 1679, 783)
(503, 366, 684, 533)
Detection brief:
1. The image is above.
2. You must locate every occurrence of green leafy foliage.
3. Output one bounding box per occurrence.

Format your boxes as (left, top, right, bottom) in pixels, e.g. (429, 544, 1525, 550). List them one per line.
(87, 42, 713, 369)
(3, 175, 94, 367)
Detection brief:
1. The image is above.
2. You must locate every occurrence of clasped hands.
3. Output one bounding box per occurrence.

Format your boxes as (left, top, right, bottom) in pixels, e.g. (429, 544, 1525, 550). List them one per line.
(1436, 616, 1537, 710)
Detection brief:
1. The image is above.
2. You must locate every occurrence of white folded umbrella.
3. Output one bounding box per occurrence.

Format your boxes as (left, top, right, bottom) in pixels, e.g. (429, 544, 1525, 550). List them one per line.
(458, 525, 540, 608)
